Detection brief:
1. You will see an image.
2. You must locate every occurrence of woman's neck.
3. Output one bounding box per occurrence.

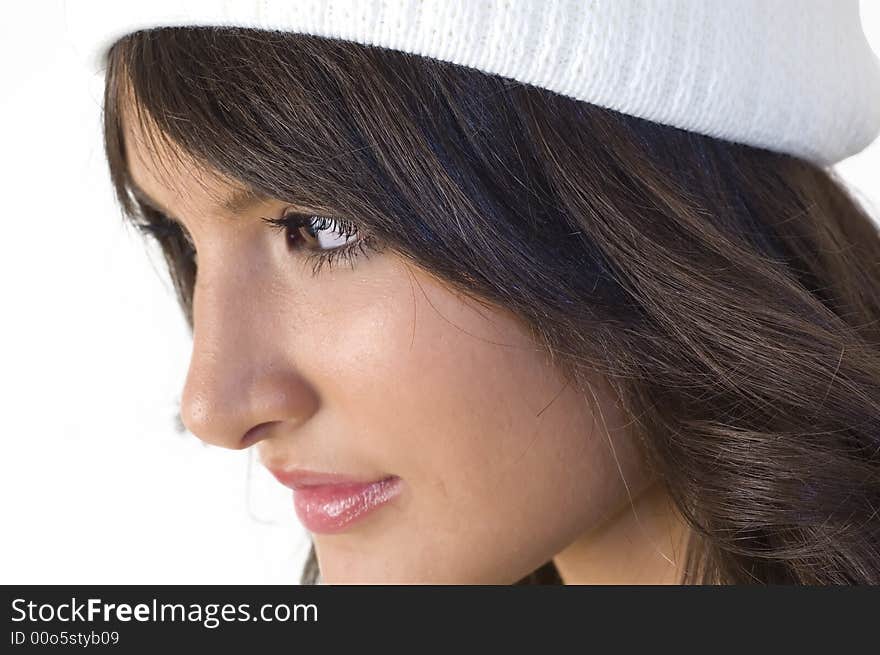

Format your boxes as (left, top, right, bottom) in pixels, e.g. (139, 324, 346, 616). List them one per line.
(552, 481, 690, 585)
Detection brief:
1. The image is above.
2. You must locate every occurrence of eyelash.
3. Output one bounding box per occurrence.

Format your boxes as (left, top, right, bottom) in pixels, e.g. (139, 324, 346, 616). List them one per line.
(260, 210, 382, 276)
(133, 206, 382, 277)
(132, 210, 195, 251)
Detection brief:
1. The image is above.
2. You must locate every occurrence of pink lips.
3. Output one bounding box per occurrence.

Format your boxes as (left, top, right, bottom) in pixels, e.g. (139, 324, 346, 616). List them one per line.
(268, 469, 403, 534)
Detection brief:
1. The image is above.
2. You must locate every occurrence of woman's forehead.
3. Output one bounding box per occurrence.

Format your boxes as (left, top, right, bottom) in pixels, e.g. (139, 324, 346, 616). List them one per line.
(120, 101, 258, 216)
(121, 108, 197, 188)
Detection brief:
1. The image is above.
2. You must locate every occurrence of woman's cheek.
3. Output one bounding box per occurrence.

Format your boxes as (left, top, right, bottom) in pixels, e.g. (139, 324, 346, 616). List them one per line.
(300, 259, 649, 582)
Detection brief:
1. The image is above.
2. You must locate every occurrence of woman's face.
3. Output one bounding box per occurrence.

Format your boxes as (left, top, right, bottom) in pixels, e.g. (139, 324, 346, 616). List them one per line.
(122, 110, 653, 584)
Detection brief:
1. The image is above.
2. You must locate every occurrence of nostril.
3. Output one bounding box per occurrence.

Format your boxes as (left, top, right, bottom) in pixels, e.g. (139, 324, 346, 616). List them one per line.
(240, 421, 278, 449)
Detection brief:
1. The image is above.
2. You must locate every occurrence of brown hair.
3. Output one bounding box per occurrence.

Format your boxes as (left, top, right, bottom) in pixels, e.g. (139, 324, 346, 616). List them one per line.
(103, 26, 880, 584)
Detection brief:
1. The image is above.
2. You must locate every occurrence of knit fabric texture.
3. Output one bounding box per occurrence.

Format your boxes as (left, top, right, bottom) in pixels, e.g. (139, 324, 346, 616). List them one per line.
(62, 0, 880, 166)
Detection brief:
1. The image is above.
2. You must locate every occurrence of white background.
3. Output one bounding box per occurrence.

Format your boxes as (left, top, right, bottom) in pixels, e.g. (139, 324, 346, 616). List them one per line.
(1, 1, 878, 583)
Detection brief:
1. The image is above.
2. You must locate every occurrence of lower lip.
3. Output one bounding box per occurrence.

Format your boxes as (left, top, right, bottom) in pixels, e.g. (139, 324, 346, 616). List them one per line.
(292, 476, 403, 534)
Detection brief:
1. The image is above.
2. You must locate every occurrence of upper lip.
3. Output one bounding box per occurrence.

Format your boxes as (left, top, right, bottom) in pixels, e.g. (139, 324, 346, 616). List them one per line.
(267, 467, 393, 490)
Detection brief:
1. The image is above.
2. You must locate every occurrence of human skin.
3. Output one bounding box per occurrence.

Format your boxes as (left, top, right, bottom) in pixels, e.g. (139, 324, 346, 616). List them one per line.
(122, 105, 688, 584)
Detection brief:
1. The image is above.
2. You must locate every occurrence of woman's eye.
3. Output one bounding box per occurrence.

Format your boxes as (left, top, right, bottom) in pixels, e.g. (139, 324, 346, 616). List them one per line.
(260, 208, 381, 275)
(132, 207, 196, 252)
(266, 211, 359, 250)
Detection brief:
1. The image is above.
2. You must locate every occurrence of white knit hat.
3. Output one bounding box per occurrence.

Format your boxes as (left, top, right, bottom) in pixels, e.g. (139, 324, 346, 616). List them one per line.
(62, 0, 880, 167)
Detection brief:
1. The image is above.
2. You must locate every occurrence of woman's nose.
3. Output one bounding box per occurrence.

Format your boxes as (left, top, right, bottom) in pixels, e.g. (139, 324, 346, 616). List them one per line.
(178, 268, 320, 450)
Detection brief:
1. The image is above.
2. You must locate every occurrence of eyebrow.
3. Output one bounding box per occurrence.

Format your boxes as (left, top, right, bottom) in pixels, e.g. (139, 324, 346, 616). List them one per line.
(126, 177, 272, 223)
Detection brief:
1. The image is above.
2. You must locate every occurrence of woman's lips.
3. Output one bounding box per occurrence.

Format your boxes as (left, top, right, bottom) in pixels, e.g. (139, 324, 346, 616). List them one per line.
(267, 469, 403, 534)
